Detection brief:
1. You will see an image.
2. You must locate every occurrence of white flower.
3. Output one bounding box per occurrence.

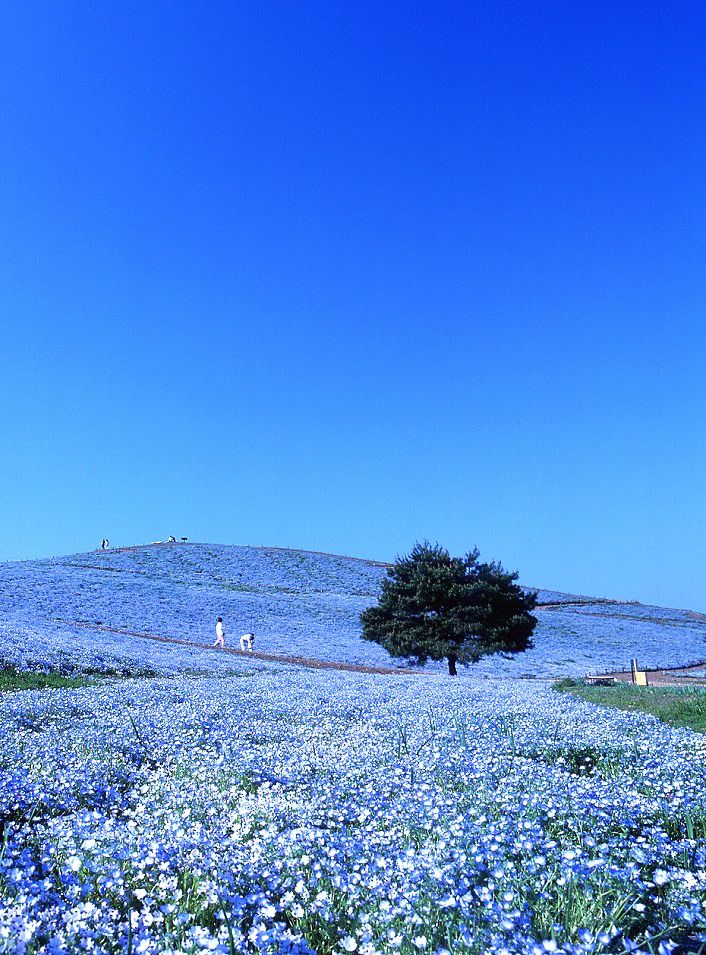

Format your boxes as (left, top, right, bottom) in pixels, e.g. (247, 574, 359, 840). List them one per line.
(341, 937, 358, 952)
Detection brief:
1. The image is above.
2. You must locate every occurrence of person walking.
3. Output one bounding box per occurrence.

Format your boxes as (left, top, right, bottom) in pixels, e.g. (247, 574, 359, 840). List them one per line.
(240, 632, 255, 652)
(213, 617, 225, 648)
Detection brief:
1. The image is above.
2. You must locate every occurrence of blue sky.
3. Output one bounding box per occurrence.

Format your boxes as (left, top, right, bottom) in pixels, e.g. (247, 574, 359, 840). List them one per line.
(1, 1, 705, 610)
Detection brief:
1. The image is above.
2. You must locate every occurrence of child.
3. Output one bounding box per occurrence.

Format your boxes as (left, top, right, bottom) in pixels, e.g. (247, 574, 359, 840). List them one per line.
(240, 632, 255, 652)
(213, 617, 225, 648)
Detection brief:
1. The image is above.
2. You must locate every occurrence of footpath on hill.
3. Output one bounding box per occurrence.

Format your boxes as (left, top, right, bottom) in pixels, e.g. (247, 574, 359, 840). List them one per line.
(54, 619, 706, 684)
(56, 620, 431, 677)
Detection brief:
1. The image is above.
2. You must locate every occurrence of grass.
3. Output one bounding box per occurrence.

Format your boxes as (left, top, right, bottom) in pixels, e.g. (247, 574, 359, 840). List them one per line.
(0, 669, 109, 692)
(555, 678, 706, 732)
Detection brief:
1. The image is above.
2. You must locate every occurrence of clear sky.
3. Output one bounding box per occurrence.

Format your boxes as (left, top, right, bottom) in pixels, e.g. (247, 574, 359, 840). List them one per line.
(1, 1, 705, 610)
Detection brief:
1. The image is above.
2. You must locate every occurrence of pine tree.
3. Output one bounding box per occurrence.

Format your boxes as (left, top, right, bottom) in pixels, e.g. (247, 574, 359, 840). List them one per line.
(361, 542, 537, 675)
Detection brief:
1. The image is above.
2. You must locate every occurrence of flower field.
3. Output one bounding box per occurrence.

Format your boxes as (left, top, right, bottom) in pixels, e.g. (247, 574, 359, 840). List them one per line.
(0, 544, 704, 678)
(1, 543, 706, 953)
(1, 663, 706, 954)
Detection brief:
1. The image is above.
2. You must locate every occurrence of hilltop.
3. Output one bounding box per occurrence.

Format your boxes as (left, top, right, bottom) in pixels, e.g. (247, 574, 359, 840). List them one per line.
(0, 541, 705, 678)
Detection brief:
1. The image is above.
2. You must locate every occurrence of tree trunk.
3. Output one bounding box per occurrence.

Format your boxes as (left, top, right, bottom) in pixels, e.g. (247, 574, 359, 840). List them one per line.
(447, 655, 458, 676)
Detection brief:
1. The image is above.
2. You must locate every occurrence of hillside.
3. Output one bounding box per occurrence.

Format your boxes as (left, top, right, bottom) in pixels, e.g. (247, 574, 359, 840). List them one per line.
(0, 541, 705, 678)
(3, 543, 706, 953)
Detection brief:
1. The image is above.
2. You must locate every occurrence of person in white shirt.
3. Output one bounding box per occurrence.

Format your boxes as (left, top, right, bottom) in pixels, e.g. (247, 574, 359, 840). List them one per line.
(213, 617, 225, 648)
(240, 632, 255, 652)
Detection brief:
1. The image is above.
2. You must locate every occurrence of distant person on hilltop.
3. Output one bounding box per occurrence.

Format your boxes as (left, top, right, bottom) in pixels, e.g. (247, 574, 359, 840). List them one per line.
(167, 535, 176, 543)
(213, 617, 225, 648)
(240, 632, 255, 652)
(100, 538, 110, 550)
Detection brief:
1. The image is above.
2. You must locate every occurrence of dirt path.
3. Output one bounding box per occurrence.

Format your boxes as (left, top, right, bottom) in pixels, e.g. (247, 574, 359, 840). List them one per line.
(535, 599, 625, 609)
(57, 620, 430, 677)
(57, 616, 706, 686)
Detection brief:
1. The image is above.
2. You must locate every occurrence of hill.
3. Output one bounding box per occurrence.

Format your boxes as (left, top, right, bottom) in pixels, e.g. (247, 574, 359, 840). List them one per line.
(0, 541, 705, 678)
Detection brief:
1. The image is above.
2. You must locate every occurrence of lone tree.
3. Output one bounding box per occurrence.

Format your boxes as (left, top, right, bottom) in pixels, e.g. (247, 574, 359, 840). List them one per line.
(361, 542, 537, 675)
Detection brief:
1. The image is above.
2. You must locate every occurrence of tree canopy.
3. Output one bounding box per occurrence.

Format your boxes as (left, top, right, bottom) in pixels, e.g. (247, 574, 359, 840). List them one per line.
(361, 542, 537, 675)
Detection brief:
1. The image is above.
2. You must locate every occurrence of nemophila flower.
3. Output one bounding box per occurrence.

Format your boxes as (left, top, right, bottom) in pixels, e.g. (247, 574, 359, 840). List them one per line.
(1, 543, 706, 677)
(1, 630, 706, 953)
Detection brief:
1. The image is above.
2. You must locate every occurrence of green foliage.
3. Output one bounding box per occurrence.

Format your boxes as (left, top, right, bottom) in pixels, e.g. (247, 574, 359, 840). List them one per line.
(361, 542, 537, 675)
(0, 668, 154, 693)
(555, 680, 706, 733)
(0, 670, 101, 693)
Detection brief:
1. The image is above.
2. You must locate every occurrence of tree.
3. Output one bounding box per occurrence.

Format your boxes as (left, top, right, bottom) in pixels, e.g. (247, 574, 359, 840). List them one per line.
(361, 542, 537, 675)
